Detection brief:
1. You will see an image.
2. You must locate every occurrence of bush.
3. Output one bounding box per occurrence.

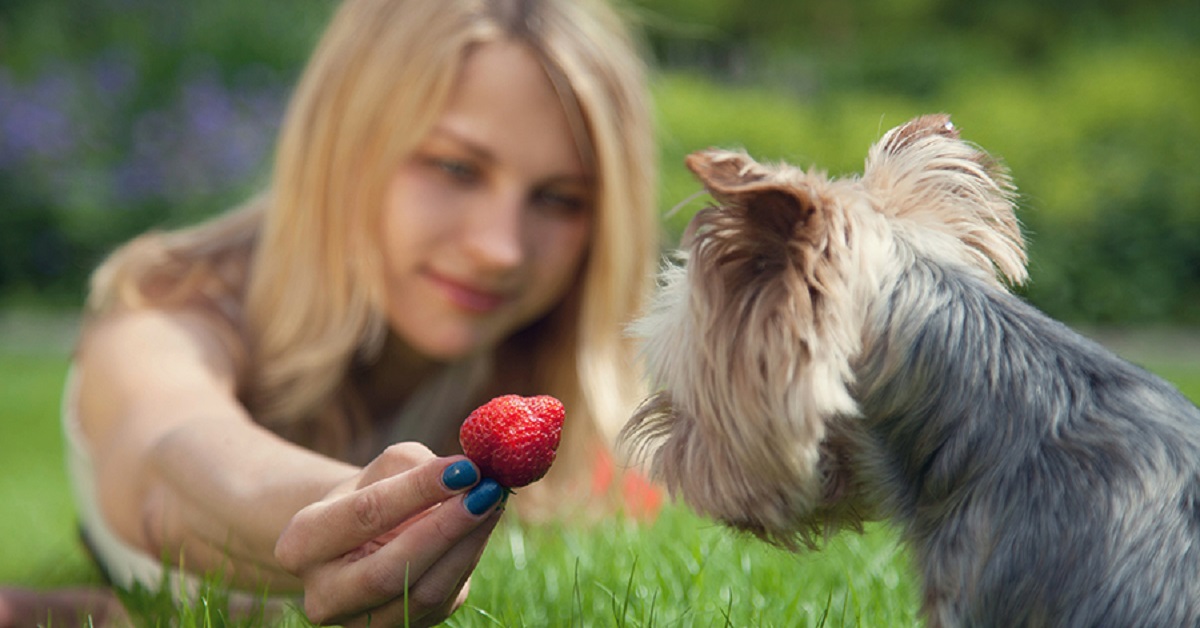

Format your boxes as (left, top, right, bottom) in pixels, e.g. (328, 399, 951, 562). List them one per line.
(1, 0, 1197, 322)
(0, 0, 332, 303)
(651, 37, 1200, 324)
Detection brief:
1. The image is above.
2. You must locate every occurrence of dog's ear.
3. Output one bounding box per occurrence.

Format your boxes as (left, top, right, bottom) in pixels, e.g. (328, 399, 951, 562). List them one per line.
(876, 113, 960, 153)
(862, 114, 1028, 286)
(685, 149, 769, 194)
(684, 149, 825, 245)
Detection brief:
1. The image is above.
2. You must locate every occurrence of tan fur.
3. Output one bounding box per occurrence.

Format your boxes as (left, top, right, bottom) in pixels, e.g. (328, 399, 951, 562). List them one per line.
(862, 114, 1026, 285)
(624, 114, 1025, 549)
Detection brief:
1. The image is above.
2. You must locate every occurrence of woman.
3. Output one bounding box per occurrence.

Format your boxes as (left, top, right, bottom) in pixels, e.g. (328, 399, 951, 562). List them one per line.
(42, 0, 660, 625)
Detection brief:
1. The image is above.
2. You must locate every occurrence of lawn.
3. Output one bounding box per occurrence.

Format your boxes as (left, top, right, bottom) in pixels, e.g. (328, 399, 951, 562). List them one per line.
(1, 331, 1197, 626)
(0, 352, 99, 589)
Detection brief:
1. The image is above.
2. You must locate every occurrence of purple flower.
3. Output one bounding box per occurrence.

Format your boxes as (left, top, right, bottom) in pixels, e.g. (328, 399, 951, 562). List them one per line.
(90, 49, 138, 106)
(2, 51, 289, 214)
(0, 69, 80, 167)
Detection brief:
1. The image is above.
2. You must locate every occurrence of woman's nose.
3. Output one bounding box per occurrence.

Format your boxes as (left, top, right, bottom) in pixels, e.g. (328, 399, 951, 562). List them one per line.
(461, 189, 525, 272)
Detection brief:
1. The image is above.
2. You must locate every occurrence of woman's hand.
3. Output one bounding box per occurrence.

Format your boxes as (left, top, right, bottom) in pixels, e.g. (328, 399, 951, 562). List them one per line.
(274, 443, 505, 627)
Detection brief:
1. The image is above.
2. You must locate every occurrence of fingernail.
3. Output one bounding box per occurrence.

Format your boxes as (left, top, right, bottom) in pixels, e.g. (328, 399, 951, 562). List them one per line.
(464, 478, 503, 516)
(442, 460, 479, 491)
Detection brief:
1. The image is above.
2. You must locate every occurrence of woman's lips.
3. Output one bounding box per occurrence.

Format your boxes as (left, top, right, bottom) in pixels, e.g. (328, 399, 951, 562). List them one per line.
(426, 271, 508, 314)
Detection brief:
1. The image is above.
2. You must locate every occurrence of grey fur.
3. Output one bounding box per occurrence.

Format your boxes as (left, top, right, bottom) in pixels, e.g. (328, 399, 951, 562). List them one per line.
(624, 115, 1200, 627)
(855, 259, 1200, 626)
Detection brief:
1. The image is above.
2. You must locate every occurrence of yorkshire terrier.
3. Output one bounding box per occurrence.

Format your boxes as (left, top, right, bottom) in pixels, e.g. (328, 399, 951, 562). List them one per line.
(622, 114, 1200, 627)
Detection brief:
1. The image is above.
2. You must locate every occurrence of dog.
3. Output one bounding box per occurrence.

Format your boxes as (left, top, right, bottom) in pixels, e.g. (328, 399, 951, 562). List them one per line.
(621, 114, 1200, 627)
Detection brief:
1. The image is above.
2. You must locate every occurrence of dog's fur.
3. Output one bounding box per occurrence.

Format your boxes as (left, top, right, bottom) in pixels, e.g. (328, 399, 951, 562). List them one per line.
(622, 114, 1200, 627)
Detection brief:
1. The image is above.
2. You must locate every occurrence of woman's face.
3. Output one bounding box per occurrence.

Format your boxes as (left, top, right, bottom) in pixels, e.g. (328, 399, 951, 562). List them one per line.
(380, 40, 593, 361)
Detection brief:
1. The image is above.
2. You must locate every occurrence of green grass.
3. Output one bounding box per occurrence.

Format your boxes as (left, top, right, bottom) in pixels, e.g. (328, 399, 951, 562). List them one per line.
(451, 514, 918, 627)
(1, 339, 1197, 627)
(0, 353, 100, 588)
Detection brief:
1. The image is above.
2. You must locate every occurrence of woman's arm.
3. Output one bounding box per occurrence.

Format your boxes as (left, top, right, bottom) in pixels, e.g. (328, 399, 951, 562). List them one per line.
(75, 308, 357, 588)
(74, 309, 505, 625)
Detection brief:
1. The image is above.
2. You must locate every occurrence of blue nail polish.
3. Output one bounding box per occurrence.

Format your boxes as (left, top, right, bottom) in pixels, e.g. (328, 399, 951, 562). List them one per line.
(465, 478, 504, 515)
(442, 460, 479, 491)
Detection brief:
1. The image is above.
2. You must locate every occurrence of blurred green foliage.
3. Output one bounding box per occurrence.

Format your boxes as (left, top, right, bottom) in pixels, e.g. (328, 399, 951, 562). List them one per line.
(1, 0, 1197, 323)
(0, 0, 334, 303)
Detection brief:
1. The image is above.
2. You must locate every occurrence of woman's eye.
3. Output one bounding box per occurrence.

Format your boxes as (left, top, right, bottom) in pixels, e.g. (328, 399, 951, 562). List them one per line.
(423, 156, 479, 184)
(533, 188, 591, 217)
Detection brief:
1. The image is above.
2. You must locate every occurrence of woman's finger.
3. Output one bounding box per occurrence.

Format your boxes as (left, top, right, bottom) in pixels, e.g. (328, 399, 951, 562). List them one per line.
(356, 443, 438, 488)
(300, 480, 506, 624)
(337, 506, 502, 628)
(404, 506, 500, 618)
(275, 456, 478, 572)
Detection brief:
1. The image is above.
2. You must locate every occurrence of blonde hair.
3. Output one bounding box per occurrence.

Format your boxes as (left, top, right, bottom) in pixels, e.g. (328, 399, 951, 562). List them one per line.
(85, 0, 659, 517)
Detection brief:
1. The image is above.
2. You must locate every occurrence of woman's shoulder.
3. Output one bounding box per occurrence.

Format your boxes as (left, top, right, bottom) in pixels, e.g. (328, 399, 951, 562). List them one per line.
(67, 306, 252, 454)
(86, 199, 260, 322)
(76, 307, 244, 394)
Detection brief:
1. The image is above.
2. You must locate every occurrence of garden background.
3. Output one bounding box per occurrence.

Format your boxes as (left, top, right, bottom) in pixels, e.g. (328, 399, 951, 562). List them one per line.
(1, 0, 1197, 625)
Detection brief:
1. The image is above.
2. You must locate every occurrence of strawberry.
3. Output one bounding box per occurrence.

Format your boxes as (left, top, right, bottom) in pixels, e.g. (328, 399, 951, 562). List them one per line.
(459, 394, 565, 489)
